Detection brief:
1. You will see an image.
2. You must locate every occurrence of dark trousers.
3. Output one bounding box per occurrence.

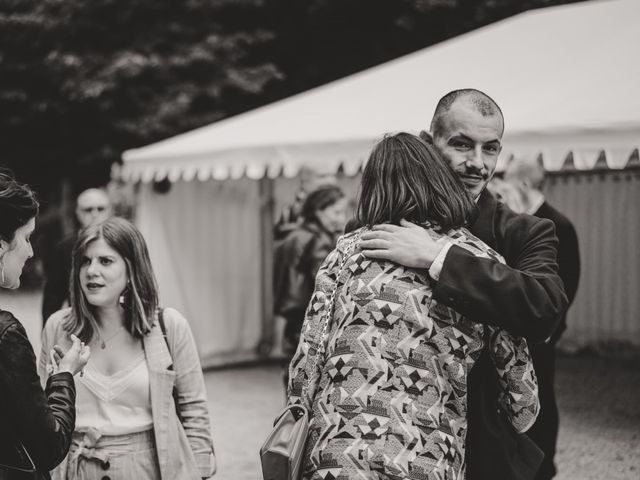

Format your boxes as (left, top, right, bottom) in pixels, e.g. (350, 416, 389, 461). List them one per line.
(282, 308, 306, 391)
(528, 342, 559, 480)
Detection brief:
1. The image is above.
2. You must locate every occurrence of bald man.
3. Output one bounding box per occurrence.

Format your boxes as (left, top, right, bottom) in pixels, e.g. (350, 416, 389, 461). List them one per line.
(357, 89, 568, 479)
(42, 188, 112, 323)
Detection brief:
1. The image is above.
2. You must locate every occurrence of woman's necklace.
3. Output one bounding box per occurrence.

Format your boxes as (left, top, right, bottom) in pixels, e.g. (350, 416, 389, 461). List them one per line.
(96, 325, 125, 349)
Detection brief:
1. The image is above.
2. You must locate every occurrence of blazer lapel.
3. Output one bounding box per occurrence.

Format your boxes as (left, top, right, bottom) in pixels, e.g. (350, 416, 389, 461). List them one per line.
(143, 323, 176, 478)
(471, 190, 498, 249)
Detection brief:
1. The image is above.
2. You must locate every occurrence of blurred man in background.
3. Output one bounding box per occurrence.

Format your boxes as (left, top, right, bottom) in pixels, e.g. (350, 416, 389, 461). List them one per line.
(41, 188, 112, 323)
(504, 156, 581, 480)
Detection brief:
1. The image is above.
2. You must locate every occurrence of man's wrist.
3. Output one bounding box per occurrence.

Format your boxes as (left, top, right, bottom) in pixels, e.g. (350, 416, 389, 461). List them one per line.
(428, 241, 454, 280)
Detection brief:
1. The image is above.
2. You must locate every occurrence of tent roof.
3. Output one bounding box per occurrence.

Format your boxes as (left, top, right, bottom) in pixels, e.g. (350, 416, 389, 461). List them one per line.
(120, 0, 640, 182)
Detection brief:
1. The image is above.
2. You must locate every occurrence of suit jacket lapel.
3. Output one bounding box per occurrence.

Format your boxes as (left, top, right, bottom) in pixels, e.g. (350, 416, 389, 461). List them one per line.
(143, 323, 175, 478)
(471, 190, 498, 249)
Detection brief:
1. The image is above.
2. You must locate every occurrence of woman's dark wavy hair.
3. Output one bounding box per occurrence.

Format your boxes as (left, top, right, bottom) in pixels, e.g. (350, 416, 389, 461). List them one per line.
(356, 133, 476, 230)
(301, 184, 345, 223)
(0, 170, 39, 244)
(65, 217, 158, 342)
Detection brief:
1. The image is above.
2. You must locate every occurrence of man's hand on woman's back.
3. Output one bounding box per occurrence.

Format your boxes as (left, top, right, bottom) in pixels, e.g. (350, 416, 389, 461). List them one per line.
(360, 219, 446, 269)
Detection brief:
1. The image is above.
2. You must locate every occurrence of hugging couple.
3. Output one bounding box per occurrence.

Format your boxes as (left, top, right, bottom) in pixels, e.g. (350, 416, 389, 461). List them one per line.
(281, 88, 567, 480)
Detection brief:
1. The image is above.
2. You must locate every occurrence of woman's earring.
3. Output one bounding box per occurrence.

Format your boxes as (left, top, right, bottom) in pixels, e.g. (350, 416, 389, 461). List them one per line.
(118, 281, 131, 308)
(1, 261, 5, 285)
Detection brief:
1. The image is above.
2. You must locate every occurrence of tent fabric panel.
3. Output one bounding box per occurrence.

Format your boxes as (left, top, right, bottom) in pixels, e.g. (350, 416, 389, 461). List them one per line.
(546, 171, 640, 350)
(136, 180, 263, 362)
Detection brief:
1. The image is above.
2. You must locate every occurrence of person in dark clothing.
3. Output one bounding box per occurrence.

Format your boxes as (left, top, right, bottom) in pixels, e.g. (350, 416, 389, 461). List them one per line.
(274, 184, 347, 386)
(355, 89, 568, 480)
(42, 188, 111, 323)
(0, 171, 89, 479)
(504, 156, 581, 480)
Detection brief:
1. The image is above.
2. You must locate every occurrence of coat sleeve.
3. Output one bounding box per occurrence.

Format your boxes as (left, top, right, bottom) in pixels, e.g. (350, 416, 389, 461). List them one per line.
(0, 320, 76, 471)
(486, 327, 539, 433)
(164, 308, 216, 479)
(433, 218, 568, 342)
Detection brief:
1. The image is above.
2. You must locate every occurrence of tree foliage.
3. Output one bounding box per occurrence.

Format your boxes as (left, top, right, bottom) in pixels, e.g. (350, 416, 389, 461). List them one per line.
(0, 0, 583, 199)
(0, 0, 281, 197)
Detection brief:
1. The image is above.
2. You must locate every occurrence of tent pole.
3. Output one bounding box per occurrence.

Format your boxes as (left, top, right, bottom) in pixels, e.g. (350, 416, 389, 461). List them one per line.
(257, 175, 275, 356)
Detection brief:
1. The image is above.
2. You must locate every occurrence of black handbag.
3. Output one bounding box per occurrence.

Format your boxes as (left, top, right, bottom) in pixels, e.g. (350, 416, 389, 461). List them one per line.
(260, 234, 359, 480)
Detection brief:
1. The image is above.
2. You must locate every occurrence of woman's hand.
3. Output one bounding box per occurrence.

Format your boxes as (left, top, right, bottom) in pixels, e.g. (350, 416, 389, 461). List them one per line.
(56, 334, 91, 376)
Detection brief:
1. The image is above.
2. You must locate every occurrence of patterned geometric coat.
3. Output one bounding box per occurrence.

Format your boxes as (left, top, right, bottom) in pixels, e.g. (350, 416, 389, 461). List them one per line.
(287, 226, 539, 480)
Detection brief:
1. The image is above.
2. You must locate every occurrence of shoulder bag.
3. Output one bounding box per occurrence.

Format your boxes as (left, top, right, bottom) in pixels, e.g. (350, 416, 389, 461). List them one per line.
(260, 234, 358, 480)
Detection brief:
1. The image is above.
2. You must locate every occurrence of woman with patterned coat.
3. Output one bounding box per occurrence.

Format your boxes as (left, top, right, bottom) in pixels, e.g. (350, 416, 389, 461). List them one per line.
(287, 133, 539, 480)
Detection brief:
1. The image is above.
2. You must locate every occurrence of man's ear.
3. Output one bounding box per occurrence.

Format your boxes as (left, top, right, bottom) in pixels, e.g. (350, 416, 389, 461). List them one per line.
(419, 130, 434, 144)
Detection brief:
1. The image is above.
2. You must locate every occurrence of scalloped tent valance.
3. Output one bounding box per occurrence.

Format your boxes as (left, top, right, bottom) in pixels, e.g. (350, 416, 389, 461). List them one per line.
(119, 0, 640, 183)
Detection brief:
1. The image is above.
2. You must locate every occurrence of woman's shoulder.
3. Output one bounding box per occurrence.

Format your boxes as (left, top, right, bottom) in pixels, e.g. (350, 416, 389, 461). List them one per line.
(43, 308, 72, 340)
(158, 307, 190, 331)
(447, 227, 504, 262)
(336, 227, 365, 250)
(0, 308, 22, 341)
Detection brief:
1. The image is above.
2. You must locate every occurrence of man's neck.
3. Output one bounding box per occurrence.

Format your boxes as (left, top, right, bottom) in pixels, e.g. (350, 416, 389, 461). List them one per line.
(525, 189, 545, 215)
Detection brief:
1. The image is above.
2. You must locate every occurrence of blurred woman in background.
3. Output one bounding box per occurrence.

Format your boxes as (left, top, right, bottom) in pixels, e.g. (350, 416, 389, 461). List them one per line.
(40, 217, 215, 480)
(0, 171, 89, 479)
(273, 184, 348, 386)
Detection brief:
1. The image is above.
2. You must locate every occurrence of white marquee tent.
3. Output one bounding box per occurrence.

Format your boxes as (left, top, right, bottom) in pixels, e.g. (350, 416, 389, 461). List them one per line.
(119, 0, 640, 365)
(122, 0, 640, 180)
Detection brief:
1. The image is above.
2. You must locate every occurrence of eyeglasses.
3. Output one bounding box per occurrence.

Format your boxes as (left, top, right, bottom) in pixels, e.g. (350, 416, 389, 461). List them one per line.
(80, 206, 107, 213)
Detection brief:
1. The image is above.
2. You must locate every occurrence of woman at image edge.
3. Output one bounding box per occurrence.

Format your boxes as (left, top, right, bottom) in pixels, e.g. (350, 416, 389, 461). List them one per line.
(287, 133, 539, 480)
(39, 217, 215, 480)
(0, 172, 89, 478)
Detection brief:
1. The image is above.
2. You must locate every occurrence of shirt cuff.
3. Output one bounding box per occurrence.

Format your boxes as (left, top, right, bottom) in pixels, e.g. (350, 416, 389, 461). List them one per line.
(428, 240, 454, 281)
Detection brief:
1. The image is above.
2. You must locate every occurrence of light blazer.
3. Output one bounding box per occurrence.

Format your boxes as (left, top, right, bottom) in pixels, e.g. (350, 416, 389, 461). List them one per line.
(39, 308, 216, 480)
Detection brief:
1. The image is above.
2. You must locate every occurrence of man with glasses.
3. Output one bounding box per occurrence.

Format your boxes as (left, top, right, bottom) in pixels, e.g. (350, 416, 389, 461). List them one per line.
(42, 188, 112, 323)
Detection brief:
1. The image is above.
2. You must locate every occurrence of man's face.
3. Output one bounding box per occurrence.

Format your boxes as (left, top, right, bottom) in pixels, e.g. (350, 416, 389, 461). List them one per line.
(76, 190, 111, 228)
(433, 100, 503, 198)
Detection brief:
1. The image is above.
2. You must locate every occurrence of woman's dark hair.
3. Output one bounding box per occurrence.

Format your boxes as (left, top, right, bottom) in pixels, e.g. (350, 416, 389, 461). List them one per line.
(356, 133, 476, 231)
(0, 171, 39, 244)
(66, 217, 158, 342)
(301, 184, 345, 223)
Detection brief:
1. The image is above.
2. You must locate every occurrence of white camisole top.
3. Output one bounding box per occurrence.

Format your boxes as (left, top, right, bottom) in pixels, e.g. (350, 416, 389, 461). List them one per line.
(75, 351, 153, 435)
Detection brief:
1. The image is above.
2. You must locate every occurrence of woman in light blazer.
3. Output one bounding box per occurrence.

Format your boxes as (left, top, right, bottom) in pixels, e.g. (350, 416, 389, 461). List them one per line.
(39, 217, 215, 480)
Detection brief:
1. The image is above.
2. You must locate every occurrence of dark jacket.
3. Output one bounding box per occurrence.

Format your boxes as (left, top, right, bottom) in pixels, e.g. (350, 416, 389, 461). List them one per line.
(41, 234, 75, 323)
(0, 310, 76, 479)
(433, 191, 568, 480)
(434, 191, 568, 343)
(534, 201, 580, 342)
(274, 220, 337, 346)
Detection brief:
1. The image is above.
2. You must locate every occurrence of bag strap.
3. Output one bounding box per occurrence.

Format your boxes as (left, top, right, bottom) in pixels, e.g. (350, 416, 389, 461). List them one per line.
(300, 232, 360, 406)
(157, 308, 184, 423)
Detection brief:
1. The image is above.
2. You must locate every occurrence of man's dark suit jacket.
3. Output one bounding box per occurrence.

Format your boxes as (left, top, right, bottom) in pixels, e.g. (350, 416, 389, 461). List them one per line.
(433, 190, 568, 480)
(41, 234, 75, 323)
(534, 201, 580, 342)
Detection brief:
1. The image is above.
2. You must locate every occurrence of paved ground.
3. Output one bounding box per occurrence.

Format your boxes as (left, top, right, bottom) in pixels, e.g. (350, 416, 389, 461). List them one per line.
(3, 290, 639, 480)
